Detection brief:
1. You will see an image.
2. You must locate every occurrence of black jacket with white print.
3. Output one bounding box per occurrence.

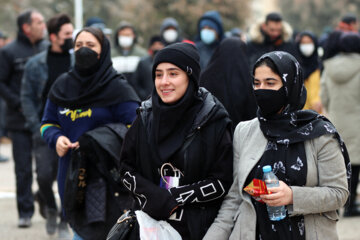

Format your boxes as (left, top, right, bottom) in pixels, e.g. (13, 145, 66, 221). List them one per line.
(119, 88, 233, 240)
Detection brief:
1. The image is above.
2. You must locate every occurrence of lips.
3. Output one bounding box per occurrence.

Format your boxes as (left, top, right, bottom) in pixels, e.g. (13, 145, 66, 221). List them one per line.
(161, 89, 174, 95)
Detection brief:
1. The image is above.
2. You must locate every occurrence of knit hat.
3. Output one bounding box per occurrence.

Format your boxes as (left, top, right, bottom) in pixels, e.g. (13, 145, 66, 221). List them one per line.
(339, 32, 360, 53)
(152, 42, 200, 89)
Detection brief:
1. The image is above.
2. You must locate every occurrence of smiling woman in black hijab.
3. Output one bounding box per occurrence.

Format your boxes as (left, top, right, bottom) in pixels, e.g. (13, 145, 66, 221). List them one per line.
(204, 51, 350, 240)
(200, 37, 257, 128)
(119, 42, 233, 239)
(40, 27, 140, 240)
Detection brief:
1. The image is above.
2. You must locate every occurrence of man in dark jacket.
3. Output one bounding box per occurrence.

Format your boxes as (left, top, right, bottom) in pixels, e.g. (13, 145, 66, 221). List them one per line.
(246, 12, 299, 66)
(0, 30, 9, 163)
(130, 35, 164, 101)
(0, 9, 48, 228)
(21, 13, 73, 237)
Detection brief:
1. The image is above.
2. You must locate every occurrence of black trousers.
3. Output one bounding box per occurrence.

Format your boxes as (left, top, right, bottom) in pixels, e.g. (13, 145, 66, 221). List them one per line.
(8, 130, 34, 218)
(349, 165, 360, 208)
(33, 132, 58, 211)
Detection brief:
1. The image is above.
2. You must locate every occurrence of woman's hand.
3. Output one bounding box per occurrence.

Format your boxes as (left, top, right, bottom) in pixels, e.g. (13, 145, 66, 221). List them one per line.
(260, 181, 293, 206)
(56, 136, 79, 157)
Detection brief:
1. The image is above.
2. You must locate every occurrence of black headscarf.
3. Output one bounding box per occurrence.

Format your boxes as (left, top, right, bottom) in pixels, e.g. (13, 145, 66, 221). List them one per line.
(148, 42, 203, 162)
(49, 34, 139, 109)
(200, 37, 257, 127)
(296, 31, 319, 80)
(149, 82, 202, 162)
(254, 52, 350, 178)
(250, 51, 351, 239)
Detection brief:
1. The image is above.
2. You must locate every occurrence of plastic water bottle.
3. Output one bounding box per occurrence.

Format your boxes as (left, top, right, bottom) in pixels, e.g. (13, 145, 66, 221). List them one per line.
(262, 165, 286, 221)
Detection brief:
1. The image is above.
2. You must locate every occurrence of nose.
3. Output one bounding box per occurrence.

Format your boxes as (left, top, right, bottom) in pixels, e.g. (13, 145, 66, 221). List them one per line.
(158, 75, 169, 85)
(259, 83, 266, 89)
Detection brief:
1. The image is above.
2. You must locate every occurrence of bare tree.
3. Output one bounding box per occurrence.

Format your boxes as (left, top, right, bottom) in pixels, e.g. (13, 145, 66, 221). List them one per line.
(0, 0, 251, 47)
(280, 0, 360, 36)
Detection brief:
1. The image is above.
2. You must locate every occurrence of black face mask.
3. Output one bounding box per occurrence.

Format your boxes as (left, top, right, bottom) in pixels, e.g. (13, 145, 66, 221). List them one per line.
(254, 86, 287, 117)
(60, 38, 73, 52)
(75, 47, 99, 73)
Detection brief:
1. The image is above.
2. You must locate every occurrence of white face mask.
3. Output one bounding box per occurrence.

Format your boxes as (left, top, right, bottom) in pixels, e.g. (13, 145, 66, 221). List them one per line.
(163, 29, 178, 43)
(118, 36, 134, 48)
(299, 43, 315, 57)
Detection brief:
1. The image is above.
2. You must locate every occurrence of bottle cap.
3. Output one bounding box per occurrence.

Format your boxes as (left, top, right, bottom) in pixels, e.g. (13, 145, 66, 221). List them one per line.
(262, 165, 272, 173)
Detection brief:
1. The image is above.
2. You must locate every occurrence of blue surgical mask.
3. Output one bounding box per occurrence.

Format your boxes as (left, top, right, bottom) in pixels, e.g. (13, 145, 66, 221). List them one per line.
(200, 29, 216, 45)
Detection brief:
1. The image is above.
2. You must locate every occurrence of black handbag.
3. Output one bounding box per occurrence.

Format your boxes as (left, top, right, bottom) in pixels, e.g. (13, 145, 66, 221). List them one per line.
(106, 210, 137, 240)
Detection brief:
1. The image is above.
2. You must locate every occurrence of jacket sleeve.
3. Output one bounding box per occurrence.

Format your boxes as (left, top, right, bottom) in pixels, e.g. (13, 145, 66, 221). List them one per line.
(40, 99, 63, 149)
(21, 59, 40, 134)
(120, 117, 179, 220)
(111, 101, 139, 126)
(169, 129, 233, 205)
(288, 134, 349, 215)
(0, 49, 21, 109)
(320, 70, 329, 111)
(203, 124, 244, 240)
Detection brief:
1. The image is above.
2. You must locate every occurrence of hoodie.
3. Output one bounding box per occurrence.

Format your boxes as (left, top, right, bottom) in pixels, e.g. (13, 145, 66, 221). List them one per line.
(160, 17, 184, 45)
(195, 11, 224, 69)
(321, 52, 360, 165)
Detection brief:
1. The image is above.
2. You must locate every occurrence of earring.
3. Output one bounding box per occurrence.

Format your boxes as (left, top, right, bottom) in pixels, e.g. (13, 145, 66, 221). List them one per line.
(186, 66, 193, 75)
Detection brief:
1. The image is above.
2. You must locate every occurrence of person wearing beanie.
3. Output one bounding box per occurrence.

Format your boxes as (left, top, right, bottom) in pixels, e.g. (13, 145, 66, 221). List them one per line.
(337, 13, 358, 33)
(130, 35, 165, 100)
(195, 10, 224, 69)
(119, 42, 233, 239)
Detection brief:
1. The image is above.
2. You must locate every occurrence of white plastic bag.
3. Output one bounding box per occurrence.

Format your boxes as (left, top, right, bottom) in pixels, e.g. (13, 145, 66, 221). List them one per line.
(135, 210, 182, 240)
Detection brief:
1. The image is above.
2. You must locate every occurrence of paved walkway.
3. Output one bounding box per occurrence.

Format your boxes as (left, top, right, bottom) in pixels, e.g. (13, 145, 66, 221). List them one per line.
(0, 141, 72, 240)
(0, 141, 359, 239)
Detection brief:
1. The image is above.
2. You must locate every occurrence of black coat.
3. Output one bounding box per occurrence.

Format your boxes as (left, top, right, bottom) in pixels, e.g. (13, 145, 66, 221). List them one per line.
(246, 21, 300, 67)
(65, 123, 133, 240)
(129, 55, 154, 101)
(200, 38, 257, 129)
(120, 88, 233, 240)
(0, 32, 48, 130)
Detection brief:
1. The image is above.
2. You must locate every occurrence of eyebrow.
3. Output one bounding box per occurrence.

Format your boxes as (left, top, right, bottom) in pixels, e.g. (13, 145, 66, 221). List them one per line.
(76, 41, 96, 44)
(156, 67, 180, 71)
(254, 77, 280, 81)
(264, 77, 280, 81)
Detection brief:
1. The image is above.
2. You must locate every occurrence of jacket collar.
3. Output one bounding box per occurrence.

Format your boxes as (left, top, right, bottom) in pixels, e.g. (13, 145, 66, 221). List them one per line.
(236, 119, 268, 191)
(248, 20, 293, 44)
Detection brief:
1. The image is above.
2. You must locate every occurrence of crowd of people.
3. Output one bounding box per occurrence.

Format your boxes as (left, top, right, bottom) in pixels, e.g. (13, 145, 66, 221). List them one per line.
(0, 7, 358, 240)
